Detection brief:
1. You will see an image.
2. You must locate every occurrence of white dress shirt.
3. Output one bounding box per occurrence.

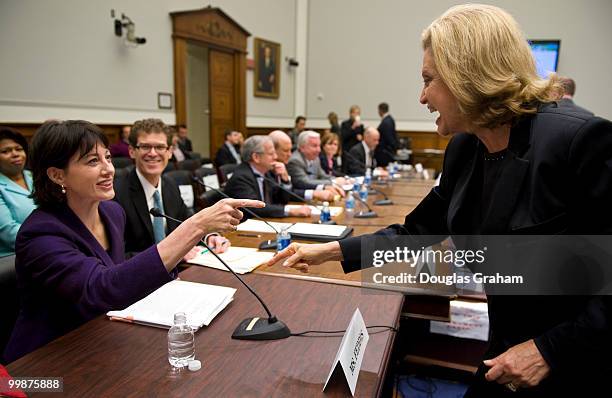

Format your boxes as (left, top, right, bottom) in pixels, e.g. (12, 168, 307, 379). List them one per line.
(136, 168, 166, 230)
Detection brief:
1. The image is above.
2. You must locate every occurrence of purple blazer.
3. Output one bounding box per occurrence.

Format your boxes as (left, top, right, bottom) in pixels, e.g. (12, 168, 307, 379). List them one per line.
(4, 200, 174, 363)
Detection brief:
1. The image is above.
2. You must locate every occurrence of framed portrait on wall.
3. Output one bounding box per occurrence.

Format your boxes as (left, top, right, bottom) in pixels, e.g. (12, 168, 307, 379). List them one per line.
(254, 38, 280, 98)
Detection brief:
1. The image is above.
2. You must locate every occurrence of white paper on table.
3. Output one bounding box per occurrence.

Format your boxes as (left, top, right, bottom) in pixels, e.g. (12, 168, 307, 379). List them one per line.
(287, 222, 347, 237)
(187, 246, 274, 274)
(236, 219, 289, 234)
(237, 219, 348, 238)
(202, 174, 219, 190)
(107, 280, 236, 330)
(284, 205, 343, 217)
(178, 185, 194, 208)
(430, 300, 489, 341)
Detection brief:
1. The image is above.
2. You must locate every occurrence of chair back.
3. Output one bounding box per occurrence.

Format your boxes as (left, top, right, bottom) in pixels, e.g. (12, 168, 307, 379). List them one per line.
(0, 255, 18, 364)
(218, 163, 238, 186)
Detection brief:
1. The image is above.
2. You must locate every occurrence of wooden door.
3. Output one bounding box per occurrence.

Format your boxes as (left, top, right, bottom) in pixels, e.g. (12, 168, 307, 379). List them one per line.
(171, 7, 249, 160)
(209, 50, 235, 155)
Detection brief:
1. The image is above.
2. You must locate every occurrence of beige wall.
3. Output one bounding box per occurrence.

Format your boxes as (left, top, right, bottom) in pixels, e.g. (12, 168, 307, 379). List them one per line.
(306, 0, 612, 130)
(0, 0, 297, 124)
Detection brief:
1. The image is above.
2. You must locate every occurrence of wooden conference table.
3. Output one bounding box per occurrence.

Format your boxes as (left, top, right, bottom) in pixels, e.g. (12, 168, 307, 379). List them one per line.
(7, 267, 404, 397)
(7, 176, 482, 396)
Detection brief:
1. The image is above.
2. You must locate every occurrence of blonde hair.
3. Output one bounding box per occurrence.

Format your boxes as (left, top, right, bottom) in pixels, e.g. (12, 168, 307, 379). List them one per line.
(421, 4, 562, 128)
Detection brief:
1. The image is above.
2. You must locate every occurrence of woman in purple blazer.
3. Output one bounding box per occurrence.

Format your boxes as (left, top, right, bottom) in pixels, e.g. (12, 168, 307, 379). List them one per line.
(3, 120, 263, 363)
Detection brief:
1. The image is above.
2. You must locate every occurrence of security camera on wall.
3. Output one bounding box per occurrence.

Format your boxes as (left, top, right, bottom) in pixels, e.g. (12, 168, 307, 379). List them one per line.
(113, 13, 146, 47)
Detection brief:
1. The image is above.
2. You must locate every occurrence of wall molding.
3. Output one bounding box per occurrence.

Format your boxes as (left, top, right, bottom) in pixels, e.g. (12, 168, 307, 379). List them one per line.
(0, 100, 175, 124)
(295, 117, 437, 132)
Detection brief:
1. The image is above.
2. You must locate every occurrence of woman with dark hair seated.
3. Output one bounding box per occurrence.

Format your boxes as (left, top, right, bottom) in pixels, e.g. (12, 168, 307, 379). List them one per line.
(319, 133, 341, 177)
(0, 127, 36, 257)
(3, 120, 263, 362)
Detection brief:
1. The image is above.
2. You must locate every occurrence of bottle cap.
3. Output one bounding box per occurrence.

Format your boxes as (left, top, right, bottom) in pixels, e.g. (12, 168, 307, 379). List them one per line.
(188, 360, 202, 371)
(323, 201, 329, 206)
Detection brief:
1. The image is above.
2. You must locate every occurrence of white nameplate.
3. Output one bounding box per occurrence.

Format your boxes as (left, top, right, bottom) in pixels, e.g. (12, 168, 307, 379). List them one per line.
(322, 308, 370, 396)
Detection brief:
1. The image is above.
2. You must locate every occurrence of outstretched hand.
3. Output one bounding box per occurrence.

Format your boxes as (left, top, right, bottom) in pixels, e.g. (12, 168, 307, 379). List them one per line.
(266, 241, 343, 272)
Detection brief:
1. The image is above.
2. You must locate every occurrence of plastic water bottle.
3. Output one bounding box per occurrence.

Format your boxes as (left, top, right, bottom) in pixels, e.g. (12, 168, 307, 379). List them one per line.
(364, 169, 372, 186)
(277, 227, 291, 251)
(359, 184, 369, 201)
(168, 312, 195, 369)
(320, 201, 331, 223)
(345, 192, 355, 219)
(353, 178, 360, 192)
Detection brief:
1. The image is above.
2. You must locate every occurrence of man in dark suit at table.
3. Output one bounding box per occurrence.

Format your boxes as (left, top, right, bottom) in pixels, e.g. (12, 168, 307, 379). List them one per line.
(558, 76, 594, 117)
(287, 116, 306, 151)
(114, 118, 228, 257)
(375, 102, 398, 167)
(224, 135, 311, 218)
(176, 124, 193, 153)
(346, 126, 389, 177)
(214, 129, 242, 167)
(269, 130, 338, 202)
(287, 131, 345, 196)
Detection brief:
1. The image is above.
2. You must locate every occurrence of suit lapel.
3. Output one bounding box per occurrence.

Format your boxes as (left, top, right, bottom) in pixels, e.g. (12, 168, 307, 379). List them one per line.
(161, 176, 183, 232)
(0, 173, 31, 195)
(246, 165, 265, 201)
(481, 117, 532, 233)
(58, 204, 114, 264)
(128, 170, 154, 241)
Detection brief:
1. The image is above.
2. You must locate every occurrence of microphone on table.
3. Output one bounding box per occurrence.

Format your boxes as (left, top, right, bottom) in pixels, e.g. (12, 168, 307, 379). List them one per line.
(149, 207, 291, 340)
(261, 175, 337, 225)
(191, 176, 280, 250)
(352, 193, 378, 218)
(371, 188, 393, 206)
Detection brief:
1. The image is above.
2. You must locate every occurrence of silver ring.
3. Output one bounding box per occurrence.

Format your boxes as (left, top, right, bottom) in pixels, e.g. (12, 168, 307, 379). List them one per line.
(505, 382, 517, 392)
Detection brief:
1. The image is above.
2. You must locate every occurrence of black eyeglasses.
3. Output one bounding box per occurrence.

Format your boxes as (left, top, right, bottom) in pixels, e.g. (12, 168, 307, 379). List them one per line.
(134, 144, 169, 153)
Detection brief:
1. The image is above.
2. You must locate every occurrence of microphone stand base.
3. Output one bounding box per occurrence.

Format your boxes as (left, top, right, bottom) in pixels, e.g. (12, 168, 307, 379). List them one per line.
(355, 211, 378, 218)
(258, 239, 278, 250)
(374, 199, 393, 206)
(232, 317, 291, 340)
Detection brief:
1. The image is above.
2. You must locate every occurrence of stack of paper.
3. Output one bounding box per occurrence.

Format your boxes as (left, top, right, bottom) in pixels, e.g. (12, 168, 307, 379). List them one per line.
(237, 219, 348, 238)
(284, 205, 343, 217)
(187, 246, 274, 274)
(107, 280, 236, 330)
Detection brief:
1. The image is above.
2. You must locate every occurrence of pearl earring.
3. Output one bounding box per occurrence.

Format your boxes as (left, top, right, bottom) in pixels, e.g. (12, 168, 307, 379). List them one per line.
(61, 184, 66, 194)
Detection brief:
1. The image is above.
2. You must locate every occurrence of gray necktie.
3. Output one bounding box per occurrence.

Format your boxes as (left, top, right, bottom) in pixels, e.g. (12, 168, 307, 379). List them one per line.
(153, 190, 165, 243)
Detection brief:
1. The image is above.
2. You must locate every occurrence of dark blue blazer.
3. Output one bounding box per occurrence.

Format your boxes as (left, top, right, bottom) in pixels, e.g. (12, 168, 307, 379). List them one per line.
(319, 153, 341, 177)
(223, 162, 290, 218)
(375, 114, 398, 166)
(3, 201, 174, 362)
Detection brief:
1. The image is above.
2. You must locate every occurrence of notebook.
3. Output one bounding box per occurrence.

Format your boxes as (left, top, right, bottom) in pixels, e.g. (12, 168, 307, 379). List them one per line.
(107, 280, 236, 330)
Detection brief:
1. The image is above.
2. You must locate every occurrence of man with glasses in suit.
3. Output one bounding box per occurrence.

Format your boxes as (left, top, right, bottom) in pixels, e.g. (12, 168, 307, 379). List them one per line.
(114, 119, 229, 258)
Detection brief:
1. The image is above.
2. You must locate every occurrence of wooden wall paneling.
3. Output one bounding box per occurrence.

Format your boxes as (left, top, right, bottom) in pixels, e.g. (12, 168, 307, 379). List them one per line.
(173, 38, 188, 126)
(209, 49, 235, 154)
(2, 123, 121, 145)
(235, 52, 247, 135)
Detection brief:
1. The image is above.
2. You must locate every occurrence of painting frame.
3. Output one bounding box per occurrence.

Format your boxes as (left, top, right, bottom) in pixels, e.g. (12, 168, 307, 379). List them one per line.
(254, 37, 280, 98)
